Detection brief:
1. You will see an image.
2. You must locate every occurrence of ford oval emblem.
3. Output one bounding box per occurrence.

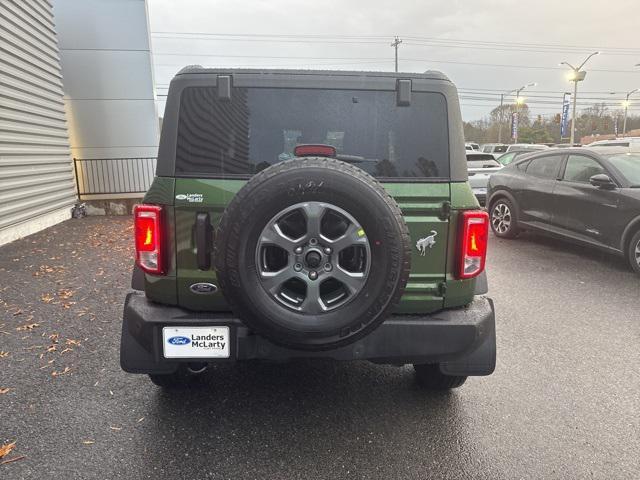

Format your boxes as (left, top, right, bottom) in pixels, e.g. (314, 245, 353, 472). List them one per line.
(168, 336, 191, 346)
(190, 283, 218, 295)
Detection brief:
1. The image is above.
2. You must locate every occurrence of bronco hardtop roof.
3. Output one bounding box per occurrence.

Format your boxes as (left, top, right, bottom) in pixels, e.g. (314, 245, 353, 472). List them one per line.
(157, 66, 468, 182)
(174, 65, 452, 82)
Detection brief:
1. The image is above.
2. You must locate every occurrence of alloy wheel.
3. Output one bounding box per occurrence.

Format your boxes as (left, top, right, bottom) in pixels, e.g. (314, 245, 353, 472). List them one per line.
(491, 202, 512, 234)
(255, 202, 371, 314)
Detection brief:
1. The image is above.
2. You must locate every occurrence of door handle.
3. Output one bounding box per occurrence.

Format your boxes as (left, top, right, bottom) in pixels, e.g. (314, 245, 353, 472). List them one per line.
(195, 212, 213, 270)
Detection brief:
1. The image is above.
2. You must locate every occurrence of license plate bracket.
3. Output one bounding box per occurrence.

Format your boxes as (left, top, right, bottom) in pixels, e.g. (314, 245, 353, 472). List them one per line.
(162, 326, 230, 359)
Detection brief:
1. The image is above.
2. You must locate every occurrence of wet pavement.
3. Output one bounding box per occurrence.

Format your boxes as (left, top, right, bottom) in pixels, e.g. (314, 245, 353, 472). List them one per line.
(1, 217, 638, 479)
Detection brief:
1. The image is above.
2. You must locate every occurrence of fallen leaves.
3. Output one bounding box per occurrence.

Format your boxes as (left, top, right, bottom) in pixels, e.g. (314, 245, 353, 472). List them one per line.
(40, 293, 54, 304)
(33, 264, 65, 277)
(0, 442, 15, 458)
(0, 442, 24, 466)
(16, 323, 39, 332)
(58, 289, 74, 300)
(0, 388, 10, 394)
(51, 366, 70, 377)
(82, 440, 94, 445)
(0, 351, 8, 358)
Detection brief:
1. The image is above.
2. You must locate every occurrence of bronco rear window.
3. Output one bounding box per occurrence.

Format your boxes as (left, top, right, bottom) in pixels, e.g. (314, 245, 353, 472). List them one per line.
(175, 86, 450, 179)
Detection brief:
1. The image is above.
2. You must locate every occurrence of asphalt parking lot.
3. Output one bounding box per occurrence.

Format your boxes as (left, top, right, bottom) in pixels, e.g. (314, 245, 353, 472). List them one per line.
(1, 216, 638, 479)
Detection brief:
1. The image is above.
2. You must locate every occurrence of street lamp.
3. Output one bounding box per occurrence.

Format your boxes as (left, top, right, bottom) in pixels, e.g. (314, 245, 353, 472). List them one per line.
(497, 82, 536, 143)
(560, 51, 600, 145)
(622, 88, 639, 136)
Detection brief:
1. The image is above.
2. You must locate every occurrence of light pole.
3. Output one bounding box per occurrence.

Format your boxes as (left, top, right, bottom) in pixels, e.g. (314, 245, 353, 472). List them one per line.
(622, 88, 639, 136)
(497, 82, 536, 143)
(560, 51, 600, 145)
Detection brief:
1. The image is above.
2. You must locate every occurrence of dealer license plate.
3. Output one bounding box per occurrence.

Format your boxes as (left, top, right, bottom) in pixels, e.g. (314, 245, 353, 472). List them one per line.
(162, 326, 230, 359)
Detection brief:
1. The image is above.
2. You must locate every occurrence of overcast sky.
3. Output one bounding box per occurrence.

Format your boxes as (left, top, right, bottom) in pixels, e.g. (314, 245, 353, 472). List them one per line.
(148, 0, 640, 121)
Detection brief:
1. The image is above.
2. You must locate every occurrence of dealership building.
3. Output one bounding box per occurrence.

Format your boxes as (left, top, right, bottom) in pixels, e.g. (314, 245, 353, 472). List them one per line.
(0, 0, 158, 246)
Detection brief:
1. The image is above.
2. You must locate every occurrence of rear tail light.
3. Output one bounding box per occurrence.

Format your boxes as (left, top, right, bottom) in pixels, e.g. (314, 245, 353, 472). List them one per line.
(458, 210, 489, 279)
(134, 204, 164, 275)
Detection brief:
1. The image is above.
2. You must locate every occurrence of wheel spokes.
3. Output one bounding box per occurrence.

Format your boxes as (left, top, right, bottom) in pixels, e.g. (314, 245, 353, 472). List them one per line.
(256, 201, 371, 314)
(260, 223, 298, 251)
(329, 266, 367, 295)
(492, 204, 511, 233)
(326, 223, 366, 253)
(300, 202, 326, 239)
(300, 280, 324, 314)
(260, 266, 295, 293)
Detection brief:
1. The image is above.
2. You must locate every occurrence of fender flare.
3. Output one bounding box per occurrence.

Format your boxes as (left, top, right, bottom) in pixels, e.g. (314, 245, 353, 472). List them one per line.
(620, 215, 640, 252)
(487, 189, 519, 215)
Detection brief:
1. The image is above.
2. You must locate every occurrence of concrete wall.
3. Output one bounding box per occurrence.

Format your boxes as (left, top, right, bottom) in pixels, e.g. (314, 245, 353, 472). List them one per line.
(53, 0, 159, 196)
(0, 0, 76, 246)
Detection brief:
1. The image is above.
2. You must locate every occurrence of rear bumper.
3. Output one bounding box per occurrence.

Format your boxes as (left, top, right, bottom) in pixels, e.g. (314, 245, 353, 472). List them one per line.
(120, 292, 496, 376)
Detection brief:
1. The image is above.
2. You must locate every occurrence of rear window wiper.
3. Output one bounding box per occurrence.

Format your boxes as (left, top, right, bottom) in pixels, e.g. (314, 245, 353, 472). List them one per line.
(336, 154, 379, 164)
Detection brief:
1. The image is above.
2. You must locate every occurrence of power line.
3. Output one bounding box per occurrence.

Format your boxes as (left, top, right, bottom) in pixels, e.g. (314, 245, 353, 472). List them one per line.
(151, 52, 638, 73)
(151, 31, 640, 55)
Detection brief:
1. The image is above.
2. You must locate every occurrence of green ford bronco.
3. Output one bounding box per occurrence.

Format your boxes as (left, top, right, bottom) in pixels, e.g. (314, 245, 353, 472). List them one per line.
(120, 67, 496, 390)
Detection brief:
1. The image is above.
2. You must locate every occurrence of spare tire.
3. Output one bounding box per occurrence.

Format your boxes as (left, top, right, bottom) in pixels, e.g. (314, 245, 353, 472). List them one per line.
(214, 157, 411, 350)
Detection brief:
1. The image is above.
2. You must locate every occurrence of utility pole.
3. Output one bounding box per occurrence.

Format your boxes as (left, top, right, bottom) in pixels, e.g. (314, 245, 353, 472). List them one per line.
(622, 88, 639, 136)
(498, 93, 504, 143)
(391, 36, 402, 73)
(514, 87, 524, 143)
(560, 51, 600, 145)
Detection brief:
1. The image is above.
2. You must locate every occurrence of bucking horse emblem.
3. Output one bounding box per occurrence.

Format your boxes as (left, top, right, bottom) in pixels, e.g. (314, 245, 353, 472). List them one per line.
(416, 230, 437, 256)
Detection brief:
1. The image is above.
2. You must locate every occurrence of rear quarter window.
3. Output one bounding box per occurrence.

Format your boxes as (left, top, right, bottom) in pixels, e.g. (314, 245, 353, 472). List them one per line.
(175, 86, 450, 179)
(525, 155, 563, 179)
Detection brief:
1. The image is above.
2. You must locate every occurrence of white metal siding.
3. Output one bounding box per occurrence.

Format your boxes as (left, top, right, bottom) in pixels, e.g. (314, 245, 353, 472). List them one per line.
(0, 0, 76, 232)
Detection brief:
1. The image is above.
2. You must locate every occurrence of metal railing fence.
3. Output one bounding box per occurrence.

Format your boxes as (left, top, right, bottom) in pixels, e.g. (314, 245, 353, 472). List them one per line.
(73, 157, 156, 196)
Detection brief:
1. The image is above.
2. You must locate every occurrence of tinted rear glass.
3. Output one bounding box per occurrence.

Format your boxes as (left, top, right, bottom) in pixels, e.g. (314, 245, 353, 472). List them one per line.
(175, 87, 449, 179)
(591, 142, 629, 147)
(466, 154, 495, 162)
(526, 155, 563, 179)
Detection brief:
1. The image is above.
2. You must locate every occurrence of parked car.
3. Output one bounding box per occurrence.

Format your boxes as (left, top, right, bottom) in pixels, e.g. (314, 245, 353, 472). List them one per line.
(553, 143, 582, 148)
(495, 150, 536, 166)
(505, 143, 549, 153)
(481, 143, 508, 155)
(467, 152, 502, 205)
(120, 67, 496, 390)
(487, 147, 640, 274)
(587, 138, 640, 148)
(465, 142, 480, 151)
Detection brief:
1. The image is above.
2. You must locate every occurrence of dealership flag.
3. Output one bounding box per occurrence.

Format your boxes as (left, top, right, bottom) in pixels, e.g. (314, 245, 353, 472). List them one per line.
(560, 93, 571, 138)
(511, 112, 519, 140)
